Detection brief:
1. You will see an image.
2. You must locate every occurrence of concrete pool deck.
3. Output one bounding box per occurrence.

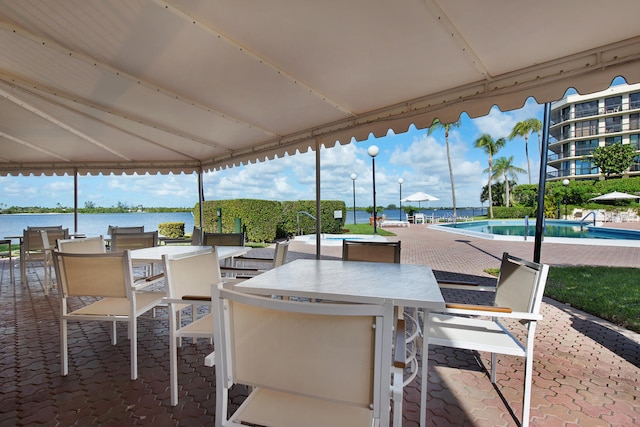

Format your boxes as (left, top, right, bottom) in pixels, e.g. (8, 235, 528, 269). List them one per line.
(0, 223, 638, 426)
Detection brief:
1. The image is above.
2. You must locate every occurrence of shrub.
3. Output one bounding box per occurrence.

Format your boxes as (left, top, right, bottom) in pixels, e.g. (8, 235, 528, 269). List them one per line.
(159, 222, 185, 238)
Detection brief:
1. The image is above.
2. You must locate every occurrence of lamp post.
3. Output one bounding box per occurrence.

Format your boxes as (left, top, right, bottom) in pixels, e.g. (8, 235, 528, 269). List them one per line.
(350, 173, 357, 225)
(368, 145, 379, 234)
(398, 178, 403, 220)
(562, 178, 570, 219)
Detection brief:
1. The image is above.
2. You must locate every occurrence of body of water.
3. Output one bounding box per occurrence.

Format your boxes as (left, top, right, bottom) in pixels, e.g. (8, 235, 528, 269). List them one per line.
(0, 212, 195, 240)
(345, 207, 486, 225)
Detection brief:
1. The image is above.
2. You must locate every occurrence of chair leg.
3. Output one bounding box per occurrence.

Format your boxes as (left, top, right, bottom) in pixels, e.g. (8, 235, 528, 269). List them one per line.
(490, 352, 497, 383)
(522, 355, 533, 427)
(111, 321, 117, 345)
(61, 317, 68, 376)
(130, 318, 137, 380)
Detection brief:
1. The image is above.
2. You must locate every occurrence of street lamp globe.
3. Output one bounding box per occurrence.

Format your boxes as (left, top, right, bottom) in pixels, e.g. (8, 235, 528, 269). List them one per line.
(562, 179, 569, 186)
(562, 179, 570, 219)
(368, 145, 379, 233)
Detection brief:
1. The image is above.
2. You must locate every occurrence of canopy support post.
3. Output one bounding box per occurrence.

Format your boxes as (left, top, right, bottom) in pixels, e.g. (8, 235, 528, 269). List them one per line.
(533, 103, 550, 263)
(73, 168, 78, 234)
(315, 139, 321, 259)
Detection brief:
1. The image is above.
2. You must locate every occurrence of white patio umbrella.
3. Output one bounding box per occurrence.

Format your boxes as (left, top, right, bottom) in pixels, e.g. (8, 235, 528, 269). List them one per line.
(401, 191, 439, 208)
(589, 191, 640, 201)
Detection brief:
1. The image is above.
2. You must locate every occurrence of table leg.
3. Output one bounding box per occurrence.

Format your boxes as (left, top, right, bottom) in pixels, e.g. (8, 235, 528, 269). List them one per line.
(420, 312, 431, 427)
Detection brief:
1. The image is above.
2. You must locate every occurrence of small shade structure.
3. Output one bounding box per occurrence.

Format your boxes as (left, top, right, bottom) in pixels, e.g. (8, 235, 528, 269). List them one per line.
(589, 191, 640, 202)
(401, 192, 439, 208)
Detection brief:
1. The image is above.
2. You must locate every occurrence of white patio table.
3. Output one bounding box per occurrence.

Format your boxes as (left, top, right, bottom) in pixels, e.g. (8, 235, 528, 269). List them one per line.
(130, 245, 249, 263)
(234, 258, 445, 427)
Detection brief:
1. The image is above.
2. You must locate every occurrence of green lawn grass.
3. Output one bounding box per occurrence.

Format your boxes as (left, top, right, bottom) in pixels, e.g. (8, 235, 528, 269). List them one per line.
(546, 266, 639, 333)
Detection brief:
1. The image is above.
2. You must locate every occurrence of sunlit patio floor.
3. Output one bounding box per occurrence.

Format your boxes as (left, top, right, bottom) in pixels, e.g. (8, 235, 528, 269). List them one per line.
(1, 224, 638, 426)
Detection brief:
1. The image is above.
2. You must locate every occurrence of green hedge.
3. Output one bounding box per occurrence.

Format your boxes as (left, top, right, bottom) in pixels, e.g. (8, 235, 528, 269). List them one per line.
(492, 206, 536, 218)
(158, 222, 185, 238)
(194, 199, 346, 242)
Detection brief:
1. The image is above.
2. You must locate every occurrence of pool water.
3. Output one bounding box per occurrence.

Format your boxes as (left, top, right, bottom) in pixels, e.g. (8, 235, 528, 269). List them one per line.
(438, 220, 640, 241)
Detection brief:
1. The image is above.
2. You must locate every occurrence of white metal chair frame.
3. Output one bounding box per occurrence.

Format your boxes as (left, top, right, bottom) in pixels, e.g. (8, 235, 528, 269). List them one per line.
(162, 247, 225, 406)
(222, 240, 290, 278)
(22, 228, 69, 292)
(53, 250, 165, 380)
(211, 284, 394, 427)
(426, 252, 550, 427)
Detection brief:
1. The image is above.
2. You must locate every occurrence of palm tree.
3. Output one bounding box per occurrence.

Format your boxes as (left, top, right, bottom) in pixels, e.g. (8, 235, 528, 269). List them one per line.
(475, 133, 506, 218)
(490, 156, 526, 207)
(508, 118, 541, 185)
(428, 118, 461, 218)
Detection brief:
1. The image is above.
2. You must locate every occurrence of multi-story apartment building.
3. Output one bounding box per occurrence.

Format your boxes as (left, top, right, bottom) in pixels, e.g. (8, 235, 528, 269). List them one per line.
(547, 83, 640, 181)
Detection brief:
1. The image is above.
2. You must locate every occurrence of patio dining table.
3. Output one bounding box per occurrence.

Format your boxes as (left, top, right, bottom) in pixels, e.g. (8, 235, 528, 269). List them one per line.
(129, 245, 249, 263)
(234, 258, 445, 427)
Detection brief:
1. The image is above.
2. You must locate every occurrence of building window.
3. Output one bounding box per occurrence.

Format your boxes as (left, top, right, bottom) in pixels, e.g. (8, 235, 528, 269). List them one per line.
(630, 113, 640, 130)
(561, 161, 571, 177)
(575, 120, 598, 137)
(630, 134, 640, 149)
(630, 92, 640, 110)
(605, 116, 621, 133)
(631, 155, 640, 172)
(575, 139, 599, 157)
(605, 96, 622, 113)
(605, 135, 622, 145)
(561, 106, 570, 121)
(575, 159, 598, 175)
(575, 100, 598, 118)
(562, 125, 570, 139)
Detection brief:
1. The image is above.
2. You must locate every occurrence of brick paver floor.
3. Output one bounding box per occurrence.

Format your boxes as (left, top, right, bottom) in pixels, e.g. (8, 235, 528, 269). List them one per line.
(0, 224, 638, 426)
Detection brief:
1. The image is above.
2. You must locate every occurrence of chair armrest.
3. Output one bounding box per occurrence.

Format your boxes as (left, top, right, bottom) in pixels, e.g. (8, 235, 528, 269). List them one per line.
(133, 273, 165, 289)
(181, 295, 212, 301)
(220, 266, 264, 274)
(445, 303, 512, 313)
(438, 280, 496, 292)
(440, 304, 543, 320)
(394, 319, 406, 369)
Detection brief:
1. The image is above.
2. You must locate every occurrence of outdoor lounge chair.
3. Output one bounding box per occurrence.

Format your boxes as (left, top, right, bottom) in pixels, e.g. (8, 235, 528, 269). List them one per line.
(210, 284, 394, 427)
(52, 250, 165, 380)
(427, 252, 549, 427)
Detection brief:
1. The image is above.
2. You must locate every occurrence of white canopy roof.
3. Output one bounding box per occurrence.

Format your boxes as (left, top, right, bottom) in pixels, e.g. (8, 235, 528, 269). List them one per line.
(2, 0, 640, 176)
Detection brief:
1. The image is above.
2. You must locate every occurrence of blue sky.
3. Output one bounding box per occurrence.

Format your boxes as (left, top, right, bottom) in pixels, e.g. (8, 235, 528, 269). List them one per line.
(1, 99, 545, 210)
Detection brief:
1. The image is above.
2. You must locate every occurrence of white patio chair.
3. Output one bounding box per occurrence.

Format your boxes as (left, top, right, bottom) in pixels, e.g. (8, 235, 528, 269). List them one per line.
(426, 252, 550, 427)
(58, 236, 107, 254)
(52, 250, 164, 380)
(162, 247, 226, 406)
(21, 228, 69, 291)
(341, 239, 415, 425)
(221, 240, 289, 278)
(414, 213, 426, 224)
(210, 284, 394, 427)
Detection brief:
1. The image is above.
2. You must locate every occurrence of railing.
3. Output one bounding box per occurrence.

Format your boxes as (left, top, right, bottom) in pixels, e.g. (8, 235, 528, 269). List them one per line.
(579, 211, 597, 230)
(296, 211, 317, 236)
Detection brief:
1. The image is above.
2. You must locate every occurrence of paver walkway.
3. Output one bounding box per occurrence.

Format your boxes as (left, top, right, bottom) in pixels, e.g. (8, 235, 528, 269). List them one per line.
(0, 224, 638, 426)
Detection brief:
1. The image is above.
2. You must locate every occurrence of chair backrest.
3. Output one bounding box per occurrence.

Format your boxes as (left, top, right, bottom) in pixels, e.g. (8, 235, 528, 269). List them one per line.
(27, 225, 63, 231)
(110, 231, 158, 253)
(24, 228, 69, 253)
(58, 236, 106, 253)
(272, 240, 290, 268)
(202, 232, 245, 247)
(108, 225, 145, 235)
(494, 252, 550, 314)
(163, 247, 222, 300)
(53, 251, 133, 298)
(342, 240, 401, 263)
(213, 285, 392, 416)
(191, 226, 203, 246)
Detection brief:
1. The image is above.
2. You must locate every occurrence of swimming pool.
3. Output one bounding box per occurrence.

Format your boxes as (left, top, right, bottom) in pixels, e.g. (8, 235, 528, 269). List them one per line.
(432, 219, 640, 247)
(295, 234, 388, 247)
